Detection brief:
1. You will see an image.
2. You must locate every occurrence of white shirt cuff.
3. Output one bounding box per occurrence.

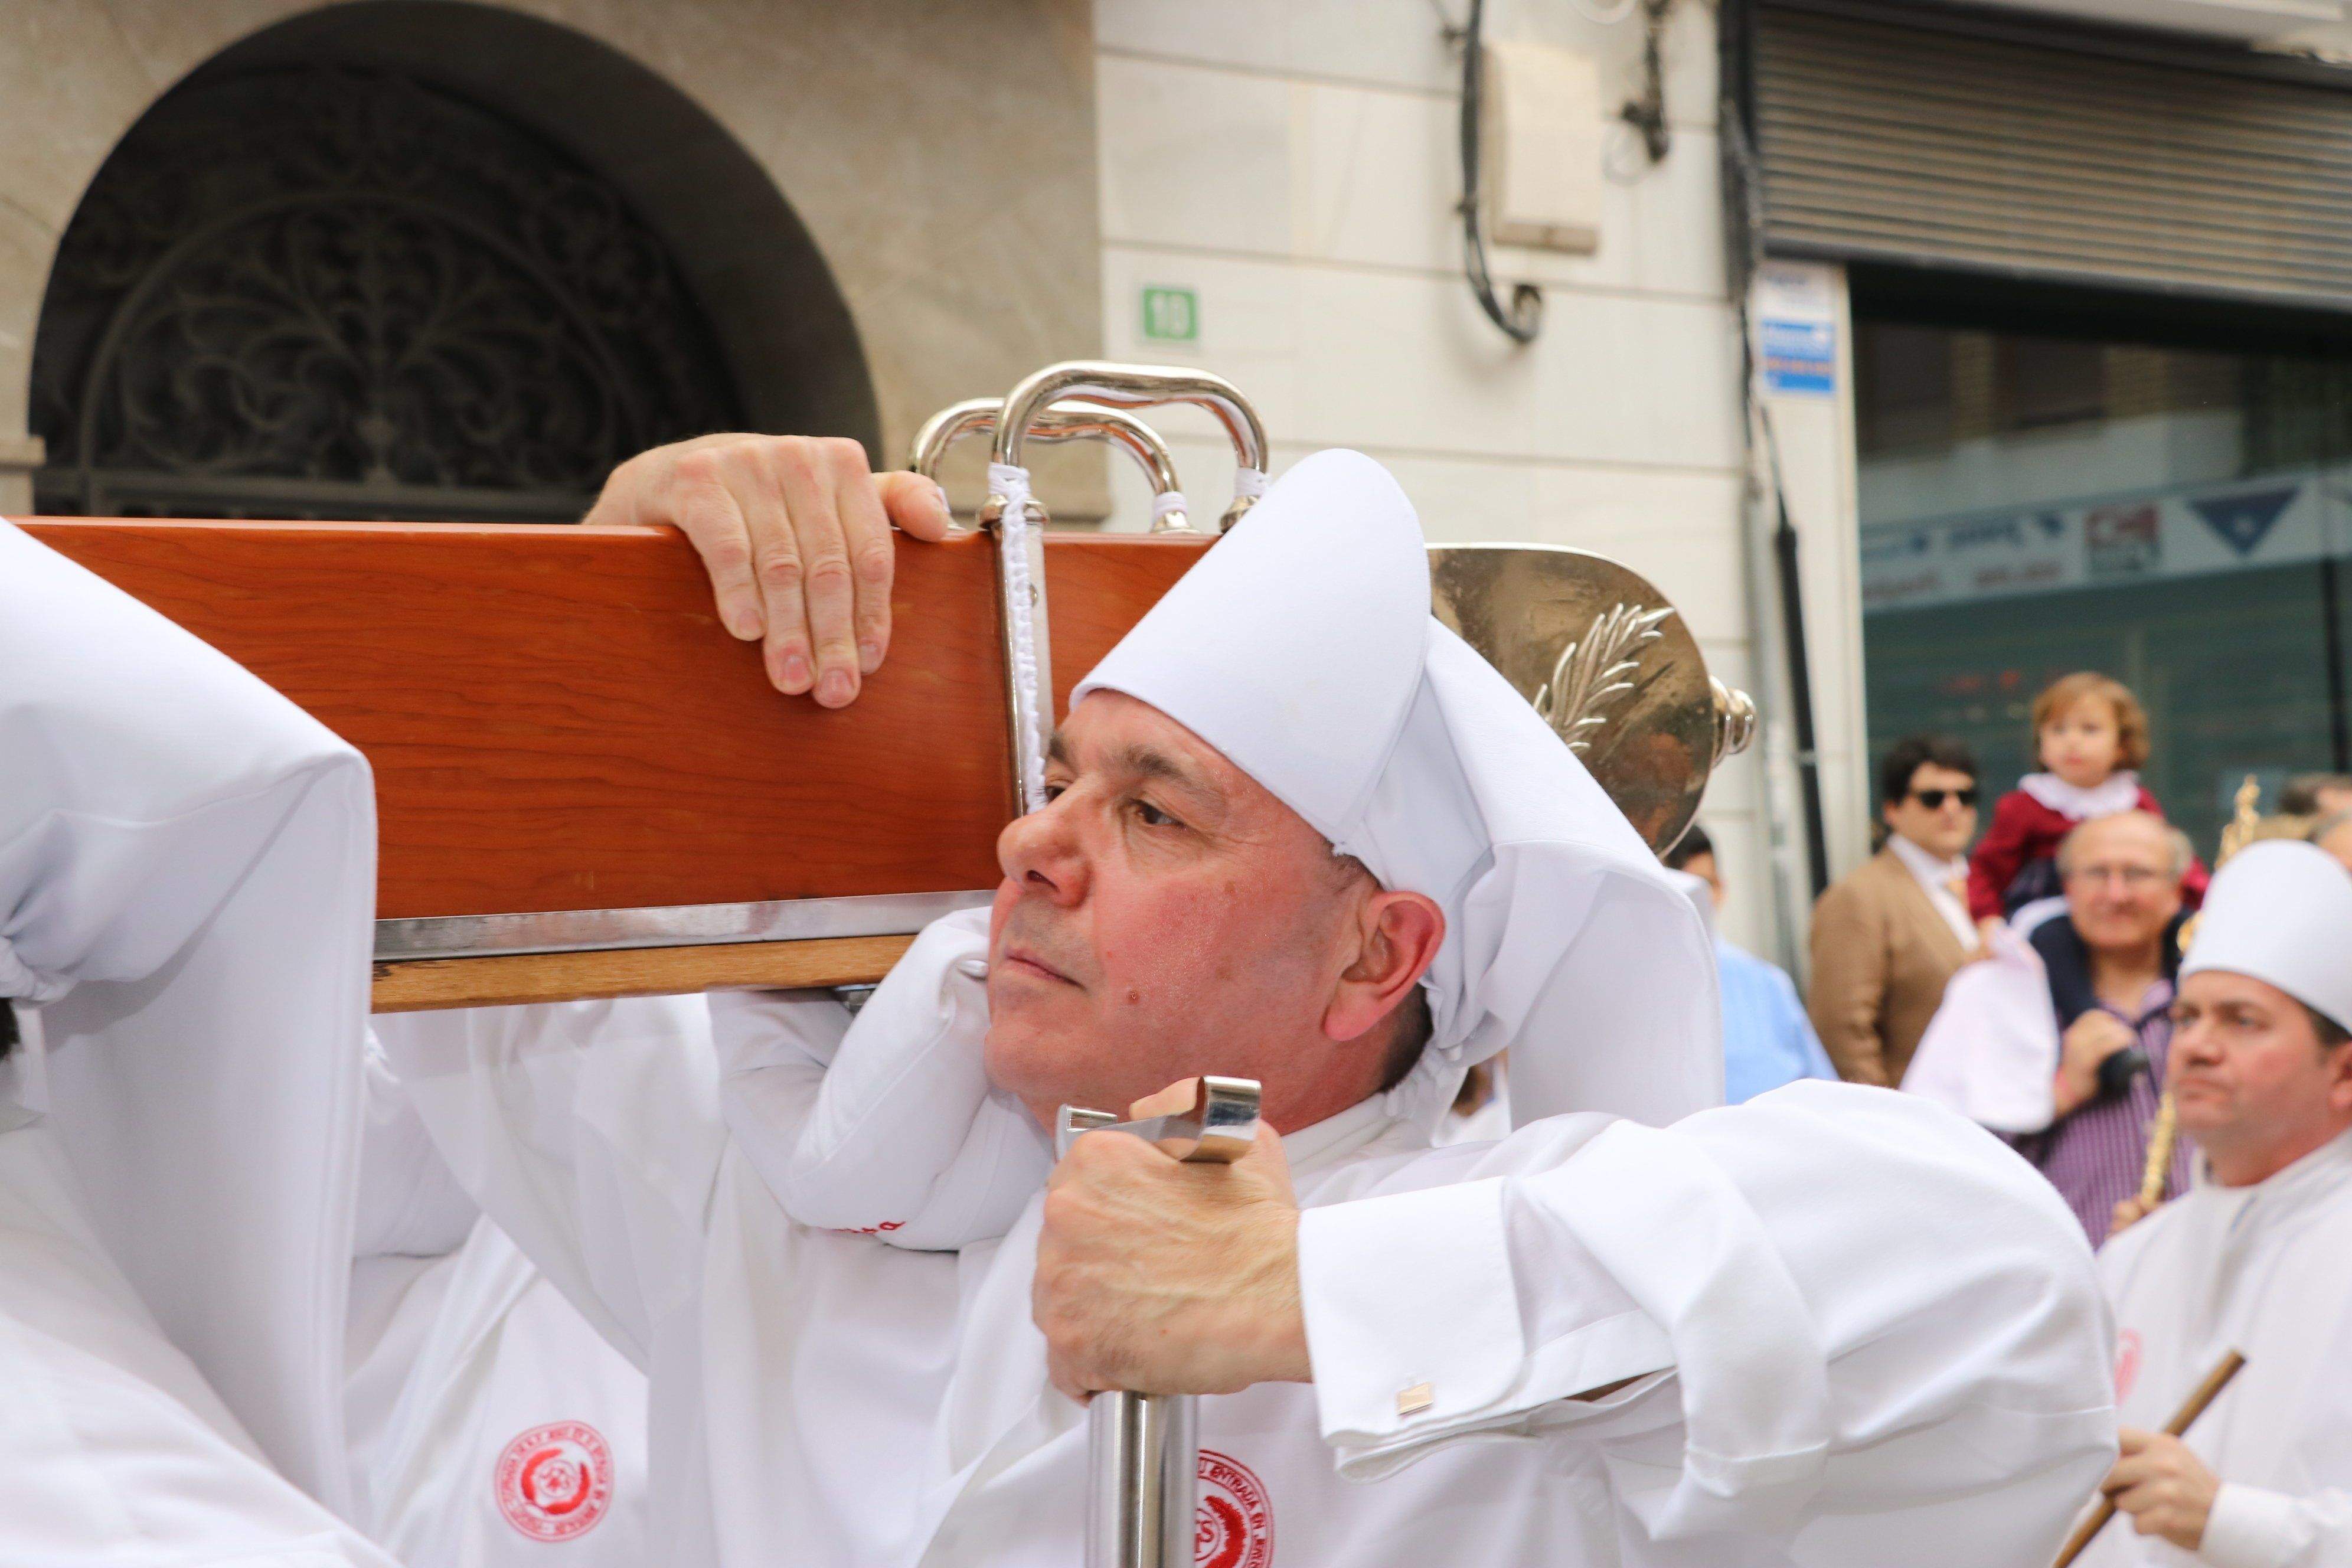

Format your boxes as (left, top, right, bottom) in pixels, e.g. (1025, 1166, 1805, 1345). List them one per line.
(2200, 1485, 2306, 1568)
(1298, 1175, 1670, 1479)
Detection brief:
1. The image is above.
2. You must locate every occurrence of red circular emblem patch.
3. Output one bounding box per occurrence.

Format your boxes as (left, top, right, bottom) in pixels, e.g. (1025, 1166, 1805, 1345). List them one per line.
(2115, 1329, 2142, 1403)
(495, 1421, 615, 1543)
(1195, 1449, 1273, 1568)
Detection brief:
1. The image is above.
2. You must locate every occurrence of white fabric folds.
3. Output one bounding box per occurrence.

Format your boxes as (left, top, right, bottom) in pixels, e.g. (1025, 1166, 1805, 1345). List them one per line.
(0, 522, 376, 1511)
(1073, 449, 1721, 1129)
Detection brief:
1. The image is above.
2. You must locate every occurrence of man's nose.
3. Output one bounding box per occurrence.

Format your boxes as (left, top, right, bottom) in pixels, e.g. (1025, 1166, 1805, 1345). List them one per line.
(2173, 1017, 2223, 1067)
(996, 795, 1087, 905)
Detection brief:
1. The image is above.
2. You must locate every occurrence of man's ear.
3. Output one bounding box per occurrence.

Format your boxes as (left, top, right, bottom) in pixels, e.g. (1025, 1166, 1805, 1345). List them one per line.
(1323, 890, 1444, 1043)
(2324, 1040, 2352, 1118)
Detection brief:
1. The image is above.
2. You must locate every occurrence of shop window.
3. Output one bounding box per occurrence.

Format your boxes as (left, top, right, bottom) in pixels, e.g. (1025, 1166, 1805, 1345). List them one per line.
(1855, 298, 2352, 856)
(1994, 335, 2106, 433)
(1855, 321, 1954, 455)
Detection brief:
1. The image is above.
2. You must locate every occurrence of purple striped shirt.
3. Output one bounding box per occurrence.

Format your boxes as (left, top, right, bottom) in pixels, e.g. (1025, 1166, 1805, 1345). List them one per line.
(2008, 980, 2189, 1243)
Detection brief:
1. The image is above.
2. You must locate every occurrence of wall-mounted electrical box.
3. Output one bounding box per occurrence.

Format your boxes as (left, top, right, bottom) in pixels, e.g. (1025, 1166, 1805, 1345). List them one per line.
(1481, 39, 1604, 255)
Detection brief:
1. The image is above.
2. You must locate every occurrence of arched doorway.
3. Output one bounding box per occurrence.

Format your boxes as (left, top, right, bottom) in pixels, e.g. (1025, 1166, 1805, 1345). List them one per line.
(31, 4, 883, 522)
(32, 67, 738, 520)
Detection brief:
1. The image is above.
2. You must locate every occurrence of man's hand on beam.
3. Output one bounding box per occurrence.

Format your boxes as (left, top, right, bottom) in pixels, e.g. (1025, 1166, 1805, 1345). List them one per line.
(1034, 1080, 1311, 1403)
(587, 434, 956, 706)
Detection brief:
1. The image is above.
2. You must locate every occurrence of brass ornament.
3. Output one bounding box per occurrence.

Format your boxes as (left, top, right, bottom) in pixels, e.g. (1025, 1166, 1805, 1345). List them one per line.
(1430, 544, 1751, 854)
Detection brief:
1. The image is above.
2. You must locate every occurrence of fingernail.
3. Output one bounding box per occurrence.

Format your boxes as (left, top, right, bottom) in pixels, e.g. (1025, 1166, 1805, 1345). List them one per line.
(932, 481, 952, 520)
(727, 603, 762, 640)
(818, 669, 854, 706)
(859, 641, 882, 674)
(779, 652, 811, 691)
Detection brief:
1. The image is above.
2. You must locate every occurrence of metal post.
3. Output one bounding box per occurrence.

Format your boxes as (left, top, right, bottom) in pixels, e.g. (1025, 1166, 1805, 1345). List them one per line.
(1053, 1077, 1262, 1568)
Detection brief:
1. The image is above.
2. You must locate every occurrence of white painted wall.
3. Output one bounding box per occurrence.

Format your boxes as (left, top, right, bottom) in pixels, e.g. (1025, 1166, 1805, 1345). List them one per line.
(1086, 0, 1783, 953)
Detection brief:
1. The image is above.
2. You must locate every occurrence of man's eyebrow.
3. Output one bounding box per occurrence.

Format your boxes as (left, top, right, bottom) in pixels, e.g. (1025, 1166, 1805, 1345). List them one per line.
(1046, 730, 1226, 809)
(1113, 743, 1221, 803)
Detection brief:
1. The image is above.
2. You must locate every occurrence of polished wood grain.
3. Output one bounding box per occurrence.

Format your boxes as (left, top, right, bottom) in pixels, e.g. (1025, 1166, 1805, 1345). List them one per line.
(25, 519, 1207, 925)
(370, 935, 918, 1011)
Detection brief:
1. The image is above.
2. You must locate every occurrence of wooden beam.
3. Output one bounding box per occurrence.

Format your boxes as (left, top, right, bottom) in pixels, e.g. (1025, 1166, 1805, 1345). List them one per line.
(371, 935, 916, 1012)
(30, 517, 1204, 928)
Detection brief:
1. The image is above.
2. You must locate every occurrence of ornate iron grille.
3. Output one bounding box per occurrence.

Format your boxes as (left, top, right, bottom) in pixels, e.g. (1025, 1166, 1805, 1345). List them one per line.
(31, 68, 741, 521)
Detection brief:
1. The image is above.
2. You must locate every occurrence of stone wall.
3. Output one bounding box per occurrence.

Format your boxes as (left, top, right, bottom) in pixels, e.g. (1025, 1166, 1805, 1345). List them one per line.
(0, 0, 1106, 509)
(1083, 0, 1775, 950)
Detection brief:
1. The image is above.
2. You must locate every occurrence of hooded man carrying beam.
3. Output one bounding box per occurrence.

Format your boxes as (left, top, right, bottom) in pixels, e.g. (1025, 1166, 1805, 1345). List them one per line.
(380, 447, 2119, 1567)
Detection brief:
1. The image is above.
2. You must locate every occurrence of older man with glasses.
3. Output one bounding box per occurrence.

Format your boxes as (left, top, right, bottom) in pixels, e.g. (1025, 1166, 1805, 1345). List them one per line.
(1906, 810, 2197, 1241)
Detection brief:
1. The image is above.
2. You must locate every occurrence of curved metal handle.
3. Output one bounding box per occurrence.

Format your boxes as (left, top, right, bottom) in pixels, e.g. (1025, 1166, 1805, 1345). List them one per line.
(988, 360, 1270, 532)
(908, 397, 1193, 534)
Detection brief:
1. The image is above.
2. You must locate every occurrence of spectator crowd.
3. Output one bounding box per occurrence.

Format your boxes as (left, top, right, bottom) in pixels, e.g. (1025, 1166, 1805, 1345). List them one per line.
(1674, 668, 2352, 1565)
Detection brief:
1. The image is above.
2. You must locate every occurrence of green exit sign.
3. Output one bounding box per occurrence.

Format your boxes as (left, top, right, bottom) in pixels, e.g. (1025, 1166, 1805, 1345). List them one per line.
(1141, 285, 1198, 344)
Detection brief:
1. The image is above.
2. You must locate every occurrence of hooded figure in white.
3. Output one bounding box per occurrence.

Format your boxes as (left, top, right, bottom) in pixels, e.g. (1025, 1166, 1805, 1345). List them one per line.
(0, 521, 394, 1564)
(2086, 841, 2352, 1568)
(385, 449, 2117, 1567)
(1, 521, 658, 1568)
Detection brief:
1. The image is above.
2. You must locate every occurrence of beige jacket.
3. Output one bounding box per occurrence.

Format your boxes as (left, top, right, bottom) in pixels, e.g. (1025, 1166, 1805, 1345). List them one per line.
(1807, 845, 1972, 1087)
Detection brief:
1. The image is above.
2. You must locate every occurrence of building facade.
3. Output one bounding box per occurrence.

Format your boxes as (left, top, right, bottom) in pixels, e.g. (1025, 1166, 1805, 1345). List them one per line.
(11, 0, 2351, 962)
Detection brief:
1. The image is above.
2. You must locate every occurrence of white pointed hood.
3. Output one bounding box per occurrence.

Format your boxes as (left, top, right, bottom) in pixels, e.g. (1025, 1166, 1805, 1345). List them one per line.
(0, 522, 375, 1511)
(1074, 450, 1720, 1130)
(2183, 839, 2352, 1033)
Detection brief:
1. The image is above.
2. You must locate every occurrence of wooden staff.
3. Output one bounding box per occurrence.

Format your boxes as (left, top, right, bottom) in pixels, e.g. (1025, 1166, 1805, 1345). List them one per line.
(2137, 1093, 2178, 1210)
(2053, 1349, 2245, 1568)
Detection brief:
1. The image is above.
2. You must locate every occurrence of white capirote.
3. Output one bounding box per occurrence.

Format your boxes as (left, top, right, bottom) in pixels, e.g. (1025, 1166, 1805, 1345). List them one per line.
(0, 521, 392, 1561)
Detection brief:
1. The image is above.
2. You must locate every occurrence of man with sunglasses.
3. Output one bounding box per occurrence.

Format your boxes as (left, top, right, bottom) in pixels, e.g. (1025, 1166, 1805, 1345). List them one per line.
(1809, 735, 1984, 1086)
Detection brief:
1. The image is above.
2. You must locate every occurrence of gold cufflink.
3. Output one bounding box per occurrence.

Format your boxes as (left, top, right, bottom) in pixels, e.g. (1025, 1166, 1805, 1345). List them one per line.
(1397, 1381, 1434, 1417)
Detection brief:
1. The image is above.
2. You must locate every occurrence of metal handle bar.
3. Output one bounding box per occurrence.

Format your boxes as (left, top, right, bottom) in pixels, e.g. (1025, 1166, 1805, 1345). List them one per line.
(908, 398, 1194, 534)
(988, 361, 1270, 533)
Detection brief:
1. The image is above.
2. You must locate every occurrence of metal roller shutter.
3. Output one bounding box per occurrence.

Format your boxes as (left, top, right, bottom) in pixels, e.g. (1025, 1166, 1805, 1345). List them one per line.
(1751, 0, 2352, 311)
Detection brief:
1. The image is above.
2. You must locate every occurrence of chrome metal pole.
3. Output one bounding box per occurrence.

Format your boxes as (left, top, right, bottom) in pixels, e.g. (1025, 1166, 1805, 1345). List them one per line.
(1086, 1384, 1196, 1568)
(1053, 1078, 1262, 1568)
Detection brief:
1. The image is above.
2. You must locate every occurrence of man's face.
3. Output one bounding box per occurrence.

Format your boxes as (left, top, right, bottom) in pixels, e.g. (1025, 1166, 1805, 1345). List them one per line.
(983, 691, 1393, 1129)
(1881, 762, 1978, 861)
(2168, 969, 2352, 1173)
(2062, 813, 2181, 954)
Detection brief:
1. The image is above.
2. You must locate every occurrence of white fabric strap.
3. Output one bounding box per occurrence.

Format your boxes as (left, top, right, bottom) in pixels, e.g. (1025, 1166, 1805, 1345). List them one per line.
(1151, 490, 1190, 524)
(0, 940, 68, 1005)
(1233, 466, 1269, 501)
(986, 462, 1049, 808)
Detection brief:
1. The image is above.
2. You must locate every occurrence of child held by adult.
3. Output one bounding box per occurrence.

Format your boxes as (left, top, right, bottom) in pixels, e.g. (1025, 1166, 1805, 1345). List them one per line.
(1968, 671, 2208, 946)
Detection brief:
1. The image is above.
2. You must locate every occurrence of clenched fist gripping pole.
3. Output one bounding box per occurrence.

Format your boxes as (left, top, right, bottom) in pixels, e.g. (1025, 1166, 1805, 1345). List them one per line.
(1055, 1078, 1264, 1568)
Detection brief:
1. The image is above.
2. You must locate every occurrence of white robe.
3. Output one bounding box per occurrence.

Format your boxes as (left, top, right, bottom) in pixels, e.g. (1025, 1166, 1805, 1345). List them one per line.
(384, 986, 2118, 1568)
(2086, 1131, 2352, 1568)
(351, 1009, 672, 1568)
(0, 1082, 396, 1567)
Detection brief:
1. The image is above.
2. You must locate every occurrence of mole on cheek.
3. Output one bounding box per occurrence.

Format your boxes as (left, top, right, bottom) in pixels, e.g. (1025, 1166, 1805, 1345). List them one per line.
(1125, 987, 1142, 1006)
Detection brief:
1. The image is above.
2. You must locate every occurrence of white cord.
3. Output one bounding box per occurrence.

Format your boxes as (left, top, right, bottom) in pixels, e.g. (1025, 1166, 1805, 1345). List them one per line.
(1233, 466, 1269, 501)
(1151, 491, 1190, 522)
(985, 462, 1049, 810)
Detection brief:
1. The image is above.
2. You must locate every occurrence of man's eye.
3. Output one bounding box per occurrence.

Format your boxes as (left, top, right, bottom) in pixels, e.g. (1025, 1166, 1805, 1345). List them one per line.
(1135, 799, 1179, 828)
(1041, 782, 1068, 803)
